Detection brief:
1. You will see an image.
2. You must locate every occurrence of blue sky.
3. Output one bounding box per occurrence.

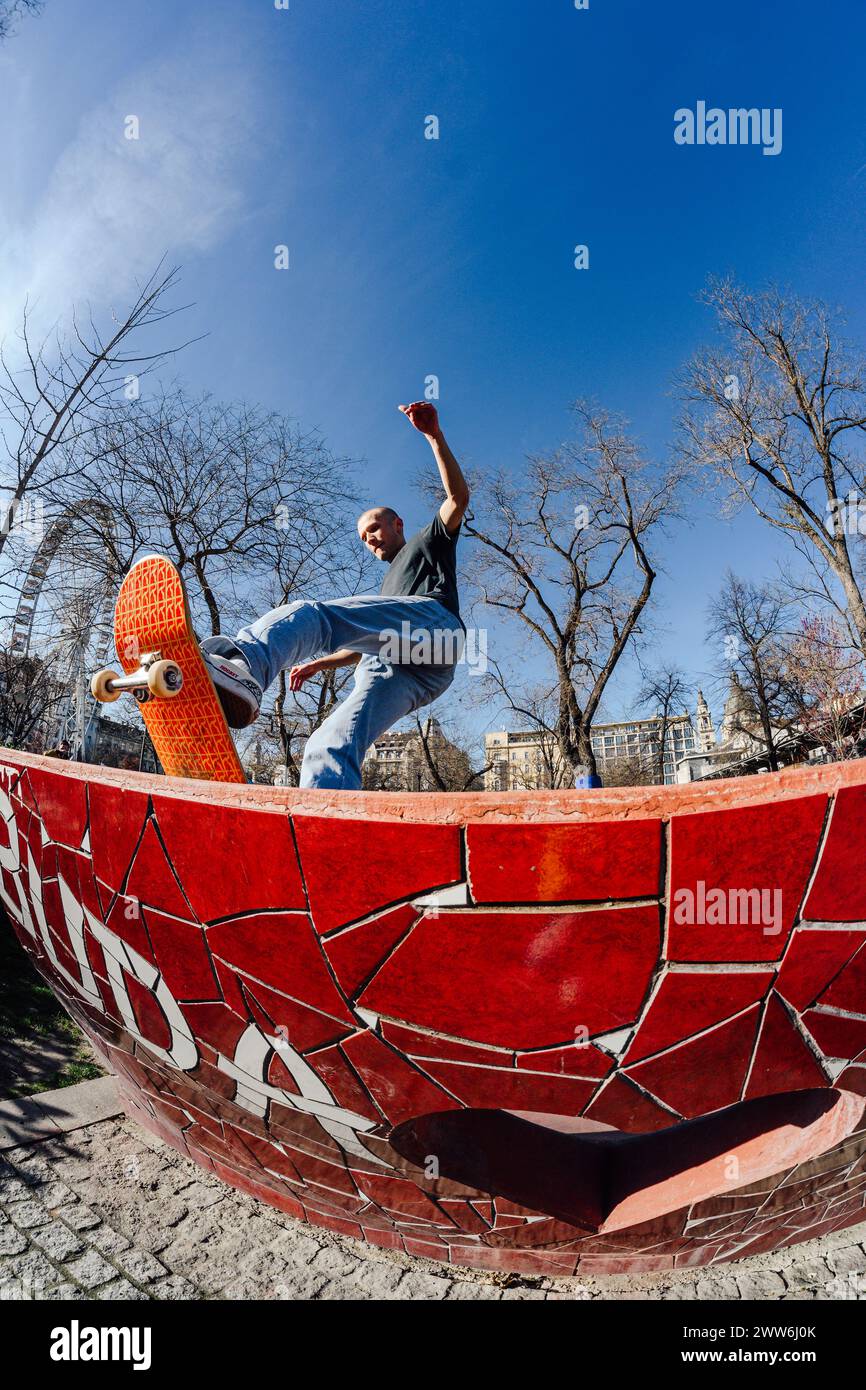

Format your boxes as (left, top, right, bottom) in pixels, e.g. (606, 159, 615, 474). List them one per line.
(3, 0, 866, 744)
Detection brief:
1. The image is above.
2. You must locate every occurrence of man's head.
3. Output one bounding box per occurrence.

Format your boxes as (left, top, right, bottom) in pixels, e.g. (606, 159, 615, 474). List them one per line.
(357, 506, 405, 562)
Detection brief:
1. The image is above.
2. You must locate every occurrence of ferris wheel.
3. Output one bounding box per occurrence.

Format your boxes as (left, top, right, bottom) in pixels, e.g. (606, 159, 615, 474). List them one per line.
(10, 501, 120, 753)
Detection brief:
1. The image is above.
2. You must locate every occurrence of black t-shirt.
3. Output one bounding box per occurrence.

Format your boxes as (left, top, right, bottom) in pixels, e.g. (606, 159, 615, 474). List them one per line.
(380, 511, 462, 623)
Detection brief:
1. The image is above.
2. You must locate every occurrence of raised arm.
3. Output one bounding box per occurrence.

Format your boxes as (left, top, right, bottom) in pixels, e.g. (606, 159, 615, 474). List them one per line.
(399, 402, 469, 535)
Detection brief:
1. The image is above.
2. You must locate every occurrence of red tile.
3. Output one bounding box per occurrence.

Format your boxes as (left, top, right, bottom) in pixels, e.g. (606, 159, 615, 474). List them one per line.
(340, 1030, 459, 1126)
(667, 795, 827, 962)
(776, 929, 866, 1012)
(804, 787, 866, 922)
(324, 904, 419, 997)
(240, 980, 353, 1053)
(73, 853, 103, 923)
(584, 1075, 677, 1133)
(381, 1020, 514, 1066)
(359, 906, 660, 1049)
(819, 946, 866, 1016)
(626, 1006, 761, 1118)
(125, 971, 173, 1054)
(802, 1010, 866, 1060)
(623, 970, 774, 1064)
(744, 993, 828, 1098)
(355, 1172, 445, 1223)
(467, 819, 661, 904)
(11, 771, 37, 814)
(152, 796, 304, 921)
(293, 814, 462, 935)
(304, 1042, 382, 1122)
(206, 912, 355, 1027)
(266, 1051, 303, 1095)
(26, 767, 88, 849)
(213, 959, 249, 1017)
(515, 1043, 612, 1078)
(414, 1057, 597, 1114)
(125, 821, 192, 919)
(142, 908, 218, 1002)
(87, 782, 149, 892)
(102, 893, 153, 960)
(182, 1001, 249, 1055)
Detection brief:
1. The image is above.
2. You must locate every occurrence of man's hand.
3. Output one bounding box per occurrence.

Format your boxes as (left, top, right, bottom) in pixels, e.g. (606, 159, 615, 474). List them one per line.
(399, 402, 440, 438)
(289, 660, 322, 691)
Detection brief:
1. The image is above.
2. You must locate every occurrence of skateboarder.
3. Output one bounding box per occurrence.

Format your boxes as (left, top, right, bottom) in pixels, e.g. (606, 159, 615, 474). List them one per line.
(201, 402, 470, 790)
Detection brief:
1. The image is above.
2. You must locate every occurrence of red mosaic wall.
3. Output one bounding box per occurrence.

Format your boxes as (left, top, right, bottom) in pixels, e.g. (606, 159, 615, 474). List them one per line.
(2, 749, 865, 1277)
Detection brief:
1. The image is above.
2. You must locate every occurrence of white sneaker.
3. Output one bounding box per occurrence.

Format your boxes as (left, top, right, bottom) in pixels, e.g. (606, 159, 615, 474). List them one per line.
(201, 645, 262, 729)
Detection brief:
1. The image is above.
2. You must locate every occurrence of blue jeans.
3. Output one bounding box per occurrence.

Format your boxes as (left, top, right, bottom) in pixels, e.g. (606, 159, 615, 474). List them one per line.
(222, 594, 465, 790)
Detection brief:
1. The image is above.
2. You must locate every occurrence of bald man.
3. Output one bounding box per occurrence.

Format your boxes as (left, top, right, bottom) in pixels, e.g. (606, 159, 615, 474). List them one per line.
(201, 403, 469, 789)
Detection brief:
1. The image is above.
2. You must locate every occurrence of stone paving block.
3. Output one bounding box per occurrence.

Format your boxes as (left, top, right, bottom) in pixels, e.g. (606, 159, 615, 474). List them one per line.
(392, 1270, 450, 1300)
(150, 1274, 200, 1300)
(29, 1220, 85, 1261)
(11, 1155, 54, 1186)
(90, 1225, 133, 1256)
(663, 1283, 701, 1300)
(113, 1248, 168, 1285)
(826, 1245, 866, 1276)
(696, 1275, 740, 1300)
(40, 1282, 85, 1301)
(446, 1280, 503, 1300)
(5, 1199, 51, 1230)
(55, 1202, 102, 1231)
(0, 1174, 32, 1203)
(309, 1245, 361, 1279)
(269, 1268, 330, 1300)
(65, 1250, 121, 1290)
(736, 1270, 788, 1299)
(785, 1256, 833, 1289)
(2, 1248, 63, 1294)
(38, 1180, 77, 1209)
(0, 1226, 29, 1257)
(98, 1278, 151, 1301)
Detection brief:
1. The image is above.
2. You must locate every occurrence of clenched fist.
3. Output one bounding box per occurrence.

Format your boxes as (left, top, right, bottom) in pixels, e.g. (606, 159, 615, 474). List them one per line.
(399, 402, 440, 438)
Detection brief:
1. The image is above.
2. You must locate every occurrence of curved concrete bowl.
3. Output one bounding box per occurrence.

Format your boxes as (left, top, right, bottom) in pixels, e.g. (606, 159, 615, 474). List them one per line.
(1, 748, 865, 1276)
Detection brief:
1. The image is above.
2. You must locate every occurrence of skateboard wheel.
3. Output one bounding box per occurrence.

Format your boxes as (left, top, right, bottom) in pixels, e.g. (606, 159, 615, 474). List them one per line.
(147, 659, 183, 698)
(90, 669, 121, 703)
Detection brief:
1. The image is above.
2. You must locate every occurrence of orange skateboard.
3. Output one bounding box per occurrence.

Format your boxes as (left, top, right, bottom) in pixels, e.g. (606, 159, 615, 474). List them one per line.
(91, 555, 246, 784)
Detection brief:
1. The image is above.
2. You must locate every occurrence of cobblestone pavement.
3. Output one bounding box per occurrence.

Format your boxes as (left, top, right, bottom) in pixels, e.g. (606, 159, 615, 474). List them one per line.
(1, 1114, 865, 1301)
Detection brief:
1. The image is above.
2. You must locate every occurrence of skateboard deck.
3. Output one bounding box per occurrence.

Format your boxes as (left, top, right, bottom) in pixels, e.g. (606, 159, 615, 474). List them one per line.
(112, 555, 246, 784)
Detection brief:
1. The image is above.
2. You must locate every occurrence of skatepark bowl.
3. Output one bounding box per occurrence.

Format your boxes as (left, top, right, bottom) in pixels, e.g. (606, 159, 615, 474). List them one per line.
(1, 748, 865, 1277)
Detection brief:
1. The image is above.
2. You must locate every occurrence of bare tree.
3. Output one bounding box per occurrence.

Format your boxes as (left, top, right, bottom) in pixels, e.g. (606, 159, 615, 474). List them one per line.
(678, 280, 866, 653)
(411, 715, 489, 791)
(0, 0, 42, 41)
(634, 663, 692, 783)
(787, 615, 866, 761)
(600, 753, 652, 788)
(707, 572, 800, 772)
(464, 402, 683, 782)
(0, 264, 189, 615)
(0, 648, 64, 749)
(474, 668, 575, 789)
(55, 386, 364, 636)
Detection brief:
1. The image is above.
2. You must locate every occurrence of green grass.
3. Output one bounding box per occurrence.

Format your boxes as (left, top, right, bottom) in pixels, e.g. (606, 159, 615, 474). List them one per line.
(0, 909, 105, 1097)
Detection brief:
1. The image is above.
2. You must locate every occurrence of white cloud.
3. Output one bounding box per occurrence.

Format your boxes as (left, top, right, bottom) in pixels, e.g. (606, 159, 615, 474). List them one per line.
(0, 43, 261, 345)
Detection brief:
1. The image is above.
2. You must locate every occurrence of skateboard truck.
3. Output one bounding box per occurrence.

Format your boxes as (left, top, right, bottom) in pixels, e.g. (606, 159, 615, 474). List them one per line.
(91, 652, 184, 705)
